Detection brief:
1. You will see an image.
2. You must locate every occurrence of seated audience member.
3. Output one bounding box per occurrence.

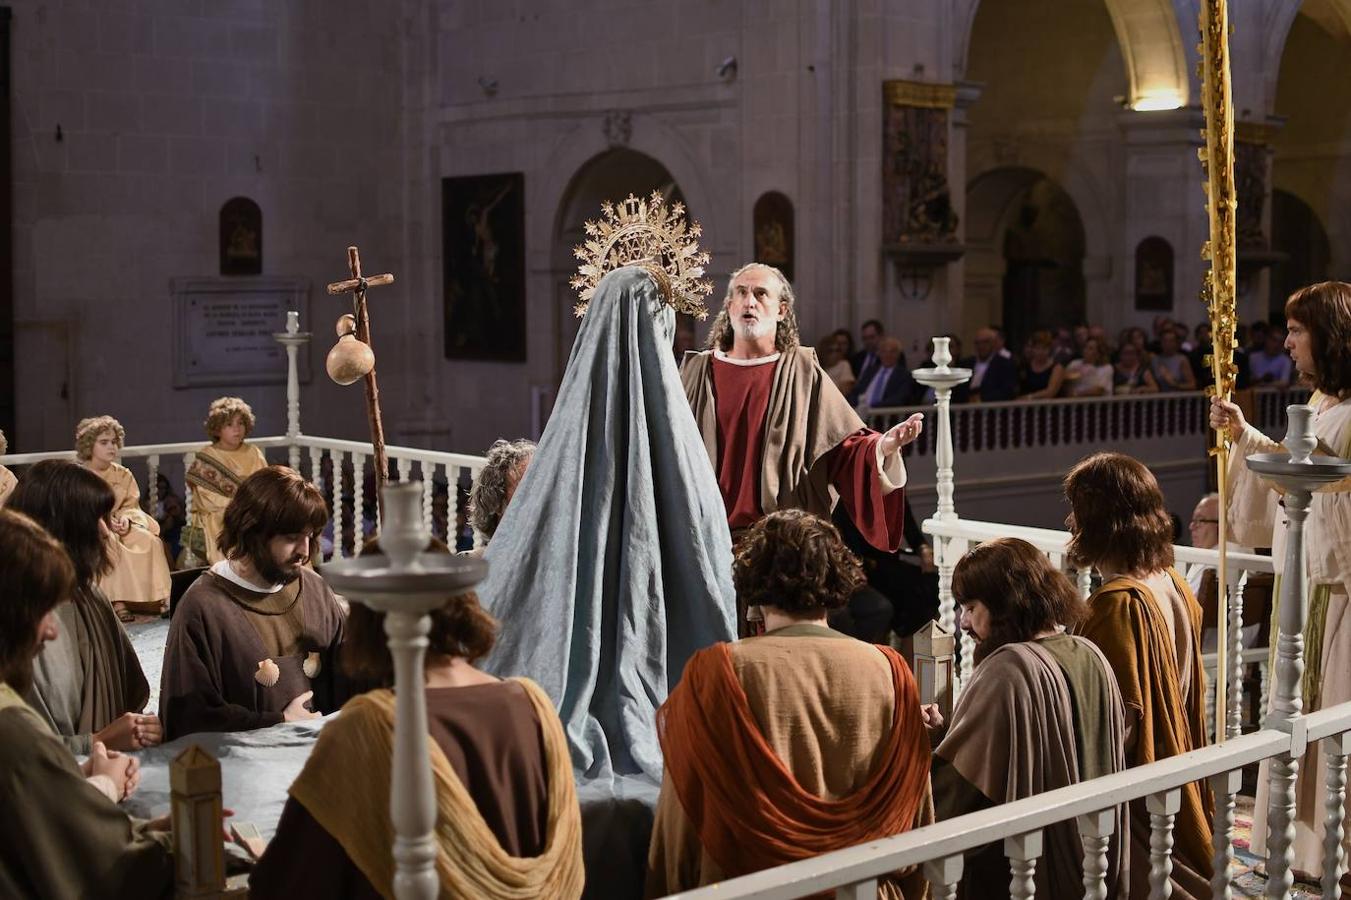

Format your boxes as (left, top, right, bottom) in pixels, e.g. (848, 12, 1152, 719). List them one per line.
(466, 438, 536, 554)
(152, 473, 187, 565)
(0, 509, 175, 898)
(831, 327, 857, 373)
(1246, 320, 1270, 354)
(77, 416, 172, 617)
(647, 510, 933, 897)
(182, 396, 269, 566)
(1146, 315, 1173, 354)
(935, 538, 1128, 899)
(1184, 494, 1265, 655)
(851, 319, 885, 394)
(1150, 328, 1197, 391)
(8, 460, 161, 755)
(817, 332, 857, 397)
(857, 336, 914, 408)
(1248, 326, 1294, 387)
(1019, 330, 1065, 399)
(1064, 336, 1114, 397)
(160, 466, 344, 740)
(962, 327, 1018, 402)
(250, 588, 584, 899)
(1066, 452, 1214, 897)
(1114, 343, 1159, 394)
(1118, 326, 1149, 359)
(0, 428, 14, 505)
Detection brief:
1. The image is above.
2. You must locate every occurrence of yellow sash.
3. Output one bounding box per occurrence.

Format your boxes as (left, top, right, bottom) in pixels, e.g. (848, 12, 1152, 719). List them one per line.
(288, 678, 583, 900)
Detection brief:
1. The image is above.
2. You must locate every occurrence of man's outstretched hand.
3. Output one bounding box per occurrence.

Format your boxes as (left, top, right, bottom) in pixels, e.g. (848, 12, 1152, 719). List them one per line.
(880, 413, 925, 457)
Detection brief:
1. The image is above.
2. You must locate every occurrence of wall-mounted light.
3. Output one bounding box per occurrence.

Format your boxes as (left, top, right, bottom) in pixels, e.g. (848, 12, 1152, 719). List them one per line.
(477, 76, 498, 97)
(1131, 89, 1184, 111)
(716, 56, 737, 83)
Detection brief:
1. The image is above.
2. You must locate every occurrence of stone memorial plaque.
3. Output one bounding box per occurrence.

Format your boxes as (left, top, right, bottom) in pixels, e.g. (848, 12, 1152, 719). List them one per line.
(172, 277, 310, 388)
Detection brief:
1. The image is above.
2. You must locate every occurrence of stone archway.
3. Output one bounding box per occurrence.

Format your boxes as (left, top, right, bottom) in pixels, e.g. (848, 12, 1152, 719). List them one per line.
(965, 167, 1087, 348)
(548, 148, 689, 381)
(955, 0, 1188, 109)
(1269, 189, 1331, 320)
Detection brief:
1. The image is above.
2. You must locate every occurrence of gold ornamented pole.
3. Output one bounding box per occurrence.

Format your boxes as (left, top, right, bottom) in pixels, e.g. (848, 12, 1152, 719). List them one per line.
(1198, 0, 1239, 744)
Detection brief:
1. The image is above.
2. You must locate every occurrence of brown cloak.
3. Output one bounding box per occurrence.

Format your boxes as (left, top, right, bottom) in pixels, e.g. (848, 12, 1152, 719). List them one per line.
(160, 566, 346, 740)
(0, 684, 173, 899)
(682, 347, 864, 520)
(933, 635, 1129, 900)
(1075, 571, 1214, 900)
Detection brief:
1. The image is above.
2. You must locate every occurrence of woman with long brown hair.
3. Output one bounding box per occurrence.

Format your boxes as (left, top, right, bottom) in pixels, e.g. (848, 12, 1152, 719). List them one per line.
(1065, 452, 1213, 899)
(1212, 280, 1351, 879)
(7, 460, 161, 755)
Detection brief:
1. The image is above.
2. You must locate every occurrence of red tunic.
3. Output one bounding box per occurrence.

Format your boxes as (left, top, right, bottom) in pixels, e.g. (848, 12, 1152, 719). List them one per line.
(710, 355, 906, 551)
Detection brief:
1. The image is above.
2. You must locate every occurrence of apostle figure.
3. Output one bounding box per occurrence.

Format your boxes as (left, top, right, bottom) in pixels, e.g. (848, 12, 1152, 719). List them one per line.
(647, 510, 932, 896)
(0, 428, 15, 505)
(0, 509, 175, 898)
(160, 465, 344, 740)
(934, 538, 1128, 899)
(465, 437, 535, 555)
(681, 262, 923, 633)
(181, 396, 269, 566)
(76, 416, 172, 617)
(9, 460, 162, 755)
(478, 265, 737, 782)
(1212, 280, 1351, 878)
(251, 584, 584, 899)
(1066, 452, 1214, 898)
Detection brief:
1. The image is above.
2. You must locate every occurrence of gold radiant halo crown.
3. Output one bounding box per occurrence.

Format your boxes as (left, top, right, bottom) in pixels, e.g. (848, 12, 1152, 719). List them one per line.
(569, 191, 713, 319)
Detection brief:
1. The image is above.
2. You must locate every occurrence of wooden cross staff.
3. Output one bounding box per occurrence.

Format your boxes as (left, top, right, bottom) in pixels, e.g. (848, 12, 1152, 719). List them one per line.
(327, 245, 393, 525)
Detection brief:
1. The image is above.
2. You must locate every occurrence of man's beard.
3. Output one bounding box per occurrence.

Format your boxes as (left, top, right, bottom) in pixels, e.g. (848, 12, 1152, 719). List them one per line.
(732, 317, 776, 343)
(252, 550, 306, 585)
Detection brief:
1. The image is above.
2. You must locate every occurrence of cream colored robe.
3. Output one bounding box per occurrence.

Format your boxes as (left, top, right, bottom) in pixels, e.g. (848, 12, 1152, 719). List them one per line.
(0, 464, 15, 505)
(646, 625, 931, 899)
(186, 442, 269, 564)
(90, 462, 171, 613)
(1231, 393, 1351, 873)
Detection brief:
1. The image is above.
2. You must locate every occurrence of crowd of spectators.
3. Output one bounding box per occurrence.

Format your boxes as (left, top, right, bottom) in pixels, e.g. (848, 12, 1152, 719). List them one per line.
(821, 313, 1293, 408)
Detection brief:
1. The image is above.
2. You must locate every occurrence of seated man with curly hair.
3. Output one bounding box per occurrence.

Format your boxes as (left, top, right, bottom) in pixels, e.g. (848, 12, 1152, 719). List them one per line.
(646, 509, 933, 897)
(464, 438, 535, 554)
(182, 396, 269, 566)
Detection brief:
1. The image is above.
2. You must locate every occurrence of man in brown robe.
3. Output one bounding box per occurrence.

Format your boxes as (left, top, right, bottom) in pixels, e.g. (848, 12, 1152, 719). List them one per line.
(647, 511, 933, 897)
(934, 538, 1129, 899)
(682, 266, 924, 601)
(161, 466, 346, 740)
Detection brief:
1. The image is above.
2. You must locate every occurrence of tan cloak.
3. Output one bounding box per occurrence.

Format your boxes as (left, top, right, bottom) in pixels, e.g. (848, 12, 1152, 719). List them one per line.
(647, 625, 932, 898)
(1075, 572, 1213, 900)
(24, 585, 151, 755)
(682, 347, 864, 519)
(0, 683, 173, 899)
(91, 462, 172, 613)
(933, 635, 1129, 899)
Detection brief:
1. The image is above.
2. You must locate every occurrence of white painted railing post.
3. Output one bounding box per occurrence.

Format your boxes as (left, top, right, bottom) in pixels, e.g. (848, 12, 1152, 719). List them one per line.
(1245, 404, 1351, 899)
(181, 452, 195, 525)
(1076, 567, 1093, 600)
(835, 879, 878, 900)
(421, 465, 435, 540)
(333, 451, 348, 560)
(1005, 831, 1042, 900)
(1210, 768, 1242, 900)
(273, 311, 310, 472)
(1226, 569, 1247, 739)
(1078, 809, 1114, 900)
(1147, 789, 1180, 899)
(321, 483, 487, 900)
(922, 854, 962, 900)
(1323, 732, 1351, 899)
(912, 337, 972, 692)
(352, 452, 367, 551)
(147, 454, 160, 515)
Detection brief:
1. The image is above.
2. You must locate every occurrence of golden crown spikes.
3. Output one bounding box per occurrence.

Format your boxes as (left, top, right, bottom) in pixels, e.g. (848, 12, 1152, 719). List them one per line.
(569, 191, 714, 319)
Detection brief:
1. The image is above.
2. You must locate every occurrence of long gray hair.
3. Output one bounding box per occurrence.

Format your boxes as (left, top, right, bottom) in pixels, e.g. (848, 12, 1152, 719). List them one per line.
(704, 262, 801, 353)
(468, 439, 536, 540)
